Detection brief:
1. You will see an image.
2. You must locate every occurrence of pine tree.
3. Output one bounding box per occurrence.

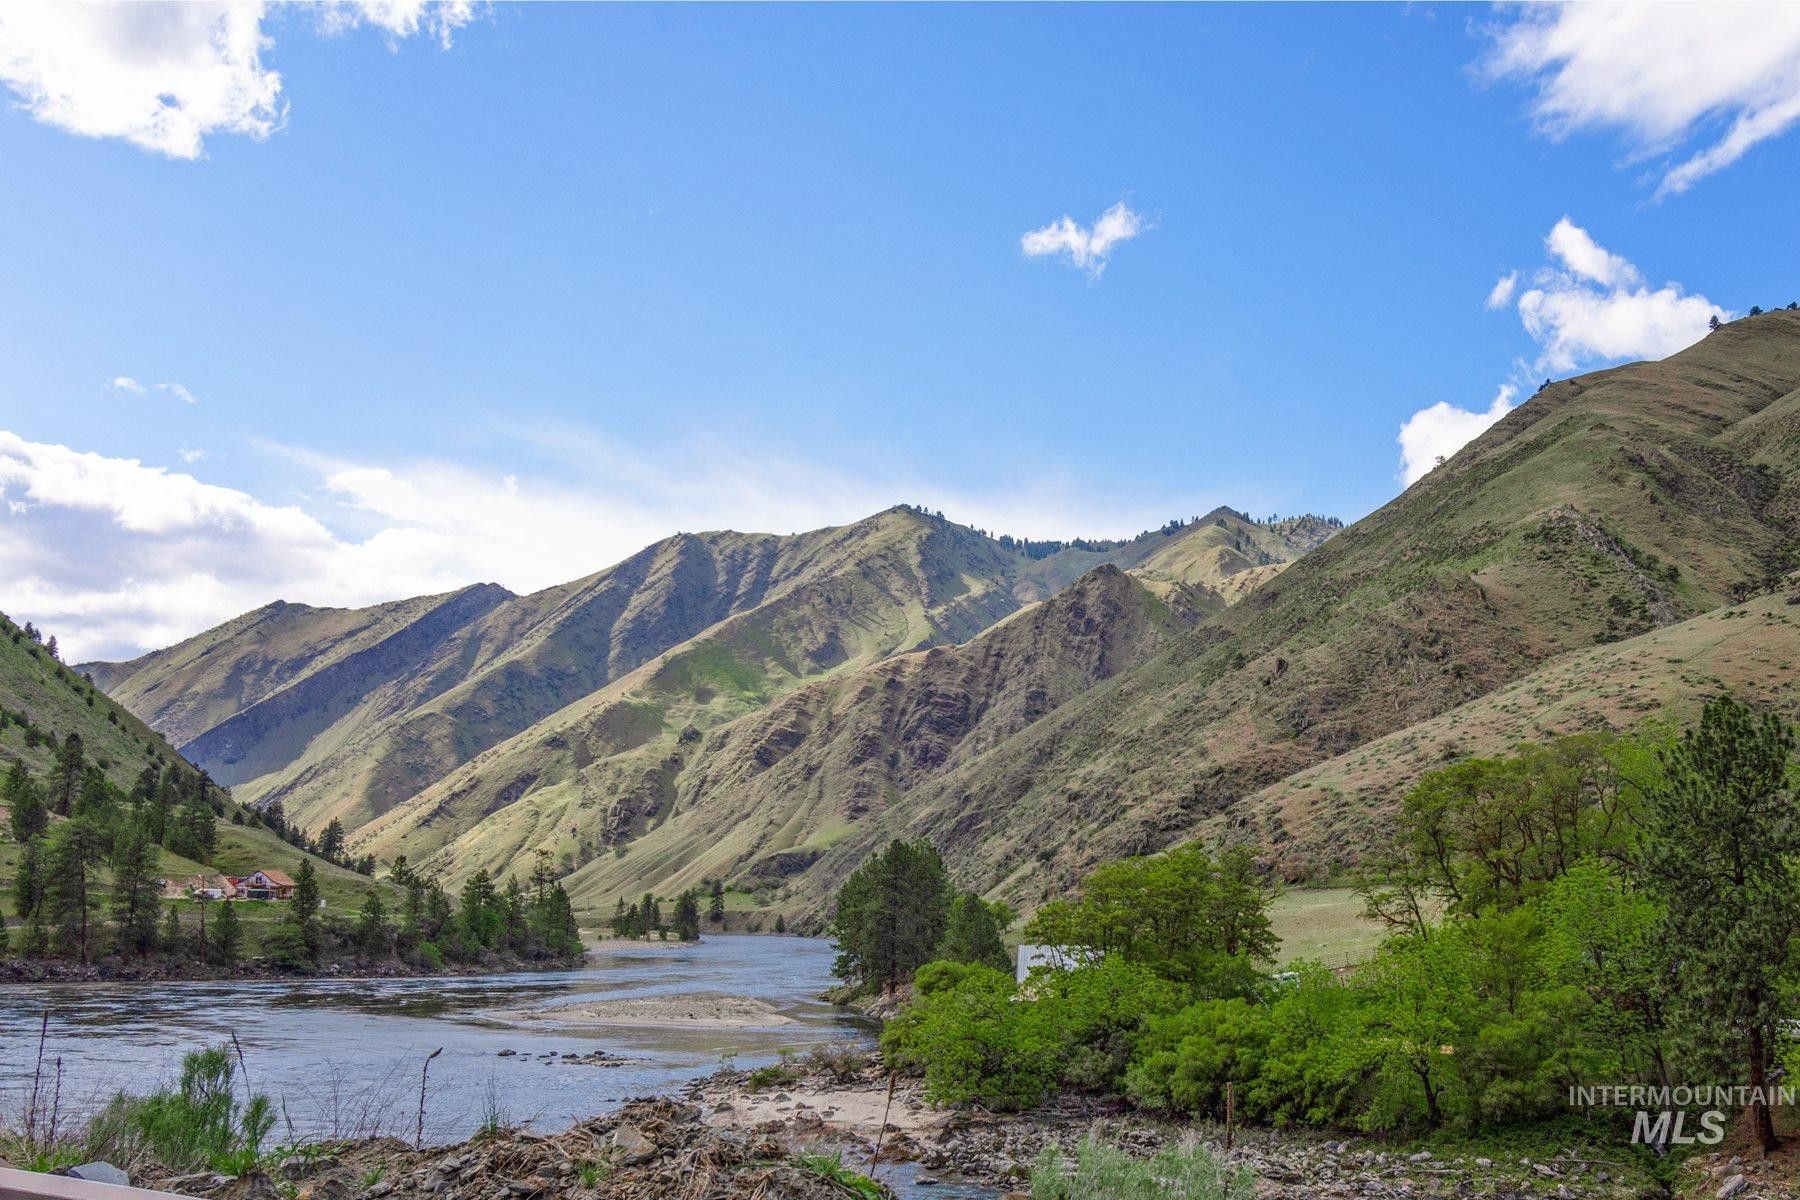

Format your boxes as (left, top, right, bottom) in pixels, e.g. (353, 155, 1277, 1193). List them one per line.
(288, 859, 323, 964)
(673, 889, 701, 941)
(46, 815, 108, 964)
(318, 818, 347, 863)
(938, 891, 1011, 972)
(110, 827, 163, 955)
(641, 891, 661, 937)
(213, 898, 242, 966)
(459, 869, 502, 948)
(12, 834, 46, 921)
(1640, 695, 1800, 1153)
(5, 761, 47, 842)
(830, 839, 951, 992)
(773, 914, 786, 934)
(357, 892, 391, 958)
(51, 732, 85, 816)
(708, 879, 726, 924)
(163, 905, 183, 956)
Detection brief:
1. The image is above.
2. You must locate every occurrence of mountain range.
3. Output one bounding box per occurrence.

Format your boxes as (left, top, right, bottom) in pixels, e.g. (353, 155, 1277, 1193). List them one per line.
(82, 309, 1800, 928)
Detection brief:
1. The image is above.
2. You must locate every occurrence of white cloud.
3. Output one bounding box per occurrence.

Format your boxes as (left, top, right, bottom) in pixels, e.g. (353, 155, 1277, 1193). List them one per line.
(158, 382, 199, 405)
(1396, 385, 1517, 486)
(109, 376, 145, 395)
(1021, 201, 1147, 278)
(0, 429, 1230, 662)
(1483, 2, 1800, 196)
(1400, 216, 1727, 486)
(316, 1, 480, 49)
(1542, 217, 1639, 289)
(177, 447, 207, 464)
(1513, 217, 1725, 373)
(1485, 271, 1519, 310)
(0, 1, 480, 159)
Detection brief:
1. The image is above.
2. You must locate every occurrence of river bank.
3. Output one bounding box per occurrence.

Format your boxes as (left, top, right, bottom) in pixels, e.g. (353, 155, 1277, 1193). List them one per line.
(684, 1064, 1800, 1200)
(0, 954, 580, 985)
(95, 1061, 1790, 1200)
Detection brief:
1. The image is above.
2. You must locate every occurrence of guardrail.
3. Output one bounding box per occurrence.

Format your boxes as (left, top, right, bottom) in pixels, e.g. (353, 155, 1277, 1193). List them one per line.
(0, 1169, 187, 1200)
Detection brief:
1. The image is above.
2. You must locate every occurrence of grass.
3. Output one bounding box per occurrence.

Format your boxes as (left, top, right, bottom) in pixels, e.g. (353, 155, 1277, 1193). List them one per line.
(1266, 886, 1394, 968)
(1029, 1136, 1253, 1200)
(791, 1150, 884, 1200)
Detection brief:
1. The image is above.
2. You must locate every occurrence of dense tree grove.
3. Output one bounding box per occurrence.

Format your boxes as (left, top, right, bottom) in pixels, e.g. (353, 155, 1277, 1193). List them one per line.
(880, 696, 1800, 1148)
(1, 742, 584, 973)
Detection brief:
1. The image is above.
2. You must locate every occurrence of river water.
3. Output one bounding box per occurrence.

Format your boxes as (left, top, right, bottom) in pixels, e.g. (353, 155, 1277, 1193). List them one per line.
(0, 935, 998, 1198)
(0, 936, 870, 1143)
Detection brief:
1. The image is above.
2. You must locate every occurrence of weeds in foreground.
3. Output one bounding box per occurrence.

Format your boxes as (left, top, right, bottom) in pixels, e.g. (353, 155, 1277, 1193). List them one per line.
(360, 1166, 388, 1189)
(3, 1044, 280, 1177)
(1030, 1136, 1254, 1200)
(574, 1159, 606, 1188)
(474, 1078, 511, 1140)
(790, 1150, 885, 1200)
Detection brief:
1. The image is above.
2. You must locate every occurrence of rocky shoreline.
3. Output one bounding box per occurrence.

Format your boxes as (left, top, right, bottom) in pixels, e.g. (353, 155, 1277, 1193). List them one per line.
(62, 1062, 1798, 1200)
(682, 1067, 1682, 1200)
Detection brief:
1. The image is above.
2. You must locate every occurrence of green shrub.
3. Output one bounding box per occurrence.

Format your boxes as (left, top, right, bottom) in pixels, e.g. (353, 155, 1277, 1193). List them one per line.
(746, 1062, 799, 1090)
(104, 1046, 276, 1172)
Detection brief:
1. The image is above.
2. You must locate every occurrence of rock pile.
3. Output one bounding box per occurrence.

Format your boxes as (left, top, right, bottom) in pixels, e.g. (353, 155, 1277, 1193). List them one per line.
(139, 1099, 893, 1200)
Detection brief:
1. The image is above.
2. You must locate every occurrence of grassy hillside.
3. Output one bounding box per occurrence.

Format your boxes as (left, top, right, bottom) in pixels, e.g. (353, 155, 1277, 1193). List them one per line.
(0, 611, 392, 952)
(395, 564, 1205, 905)
(1241, 580, 1800, 875)
(91, 506, 1325, 889)
(737, 310, 1800, 925)
(0, 613, 189, 792)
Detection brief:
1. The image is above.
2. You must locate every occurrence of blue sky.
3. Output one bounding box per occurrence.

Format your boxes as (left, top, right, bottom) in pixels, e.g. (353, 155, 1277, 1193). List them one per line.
(3, 2, 1799, 659)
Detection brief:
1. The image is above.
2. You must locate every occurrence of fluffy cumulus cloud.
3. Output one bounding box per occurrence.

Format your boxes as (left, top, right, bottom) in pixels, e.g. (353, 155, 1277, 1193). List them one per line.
(0, 1, 480, 159)
(0, 430, 1221, 662)
(1484, 2, 1800, 196)
(1021, 201, 1147, 278)
(1397, 217, 1727, 485)
(1513, 217, 1725, 374)
(1397, 385, 1518, 488)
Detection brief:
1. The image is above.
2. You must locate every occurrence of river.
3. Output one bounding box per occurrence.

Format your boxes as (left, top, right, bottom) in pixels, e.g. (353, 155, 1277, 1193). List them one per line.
(0, 935, 869, 1143)
(0, 935, 1002, 1198)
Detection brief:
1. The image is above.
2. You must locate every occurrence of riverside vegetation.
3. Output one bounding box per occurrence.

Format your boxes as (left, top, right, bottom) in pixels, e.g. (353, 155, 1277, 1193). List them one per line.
(864, 695, 1798, 1167)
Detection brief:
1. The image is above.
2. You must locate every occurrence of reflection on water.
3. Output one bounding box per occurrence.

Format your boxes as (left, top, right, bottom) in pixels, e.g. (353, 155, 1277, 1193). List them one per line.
(0, 935, 870, 1144)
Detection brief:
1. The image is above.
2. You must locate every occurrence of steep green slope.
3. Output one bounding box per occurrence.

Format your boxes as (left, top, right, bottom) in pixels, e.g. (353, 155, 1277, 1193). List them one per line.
(382, 564, 1208, 905)
(755, 310, 1800, 925)
(94, 505, 1323, 876)
(2, 613, 189, 792)
(81, 586, 513, 751)
(0, 611, 389, 932)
